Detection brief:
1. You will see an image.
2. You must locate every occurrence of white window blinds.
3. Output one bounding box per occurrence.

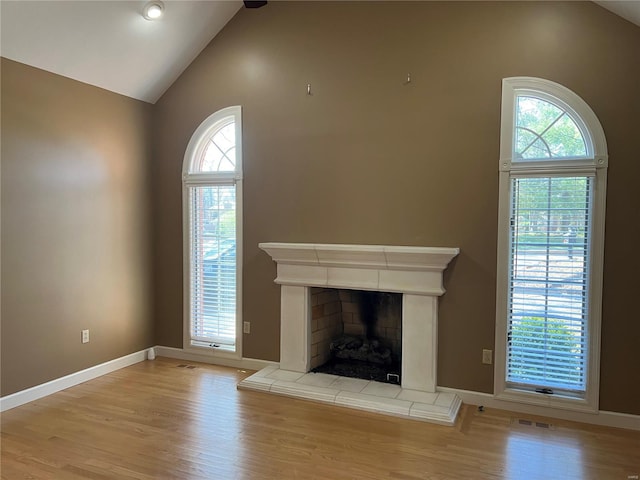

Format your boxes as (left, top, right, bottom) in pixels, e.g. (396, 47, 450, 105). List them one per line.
(507, 176, 592, 394)
(189, 185, 237, 347)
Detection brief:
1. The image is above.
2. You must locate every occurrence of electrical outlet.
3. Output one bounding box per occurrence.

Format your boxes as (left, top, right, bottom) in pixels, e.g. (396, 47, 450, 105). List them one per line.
(243, 322, 250, 334)
(82, 329, 90, 344)
(482, 349, 493, 365)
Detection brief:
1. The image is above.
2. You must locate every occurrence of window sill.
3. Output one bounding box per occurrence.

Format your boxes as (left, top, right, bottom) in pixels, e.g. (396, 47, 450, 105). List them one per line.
(495, 388, 597, 414)
(186, 342, 239, 358)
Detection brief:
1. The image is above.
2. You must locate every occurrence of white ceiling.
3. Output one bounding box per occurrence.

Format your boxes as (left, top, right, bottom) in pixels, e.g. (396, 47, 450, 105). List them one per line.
(0, 1, 242, 104)
(0, 1, 638, 105)
(595, 0, 640, 27)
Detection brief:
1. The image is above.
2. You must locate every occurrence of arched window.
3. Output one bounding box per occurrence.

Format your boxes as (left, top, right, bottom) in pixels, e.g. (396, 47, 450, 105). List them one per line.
(514, 95, 587, 160)
(182, 106, 242, 356)
(495, 78, 607, 412)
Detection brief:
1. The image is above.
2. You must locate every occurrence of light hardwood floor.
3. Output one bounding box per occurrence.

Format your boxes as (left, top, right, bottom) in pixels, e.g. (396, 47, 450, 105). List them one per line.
(1, 357, 638, 479)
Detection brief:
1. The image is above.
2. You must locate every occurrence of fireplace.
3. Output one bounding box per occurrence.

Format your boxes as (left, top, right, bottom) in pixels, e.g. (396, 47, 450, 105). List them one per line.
(238, 243, 462, 425)
(309, 288, 402, 384)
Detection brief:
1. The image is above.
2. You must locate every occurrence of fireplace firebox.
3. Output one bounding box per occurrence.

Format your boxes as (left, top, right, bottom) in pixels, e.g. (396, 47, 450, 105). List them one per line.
(309, 287, 402, 384)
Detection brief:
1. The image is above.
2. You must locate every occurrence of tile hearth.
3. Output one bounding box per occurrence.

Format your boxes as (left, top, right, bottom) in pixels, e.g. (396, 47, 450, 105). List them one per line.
(238, 366, 462, 426)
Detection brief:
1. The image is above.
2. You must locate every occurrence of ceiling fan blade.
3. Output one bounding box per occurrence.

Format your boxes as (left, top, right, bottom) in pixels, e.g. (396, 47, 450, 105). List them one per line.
(244, 1, 267, 8)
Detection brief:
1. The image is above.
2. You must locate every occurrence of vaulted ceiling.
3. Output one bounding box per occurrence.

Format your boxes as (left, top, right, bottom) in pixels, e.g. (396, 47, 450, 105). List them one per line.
(1, 1, 638, 105)
(0, 1, 242, 103)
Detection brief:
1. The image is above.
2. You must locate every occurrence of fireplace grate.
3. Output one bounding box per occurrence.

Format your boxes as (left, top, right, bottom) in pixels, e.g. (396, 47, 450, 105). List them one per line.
(311, 359, 400, 384)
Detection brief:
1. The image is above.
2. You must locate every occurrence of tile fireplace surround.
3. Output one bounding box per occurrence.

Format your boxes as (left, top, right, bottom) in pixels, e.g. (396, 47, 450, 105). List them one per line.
(238, 243, 461, 425)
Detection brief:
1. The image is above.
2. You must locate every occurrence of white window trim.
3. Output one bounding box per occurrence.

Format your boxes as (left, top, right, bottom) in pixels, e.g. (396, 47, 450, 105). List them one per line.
(182, 106, 243, 360)
(495, 78, 608, 413)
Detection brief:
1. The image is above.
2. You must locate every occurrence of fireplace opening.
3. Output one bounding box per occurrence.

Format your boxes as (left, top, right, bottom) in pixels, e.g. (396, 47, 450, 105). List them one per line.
(309, 288, 402, 384)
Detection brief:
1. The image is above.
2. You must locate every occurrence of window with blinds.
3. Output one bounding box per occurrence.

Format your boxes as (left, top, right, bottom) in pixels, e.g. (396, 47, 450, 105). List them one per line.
(182, 106, 242, 354)
(496, 78, 607, 411)
(507, 176, 592, 394)
(189, 185, 237, 347)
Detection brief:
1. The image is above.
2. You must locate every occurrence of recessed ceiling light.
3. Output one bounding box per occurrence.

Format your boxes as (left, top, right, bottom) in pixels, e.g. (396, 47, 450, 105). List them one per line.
(143, 1, 164, 20)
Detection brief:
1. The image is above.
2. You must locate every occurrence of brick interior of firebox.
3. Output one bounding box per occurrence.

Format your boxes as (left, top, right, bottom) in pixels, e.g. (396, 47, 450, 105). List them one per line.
(309, 287, 402, 382)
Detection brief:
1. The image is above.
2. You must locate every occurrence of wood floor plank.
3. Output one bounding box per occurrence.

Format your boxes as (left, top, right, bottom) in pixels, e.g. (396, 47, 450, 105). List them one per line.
(2, 357, 638, 479)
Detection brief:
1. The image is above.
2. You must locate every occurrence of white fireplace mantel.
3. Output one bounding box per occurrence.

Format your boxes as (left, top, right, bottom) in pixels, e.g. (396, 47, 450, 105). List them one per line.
(244, 242, 462, 425)
(258, 242, 459, 296)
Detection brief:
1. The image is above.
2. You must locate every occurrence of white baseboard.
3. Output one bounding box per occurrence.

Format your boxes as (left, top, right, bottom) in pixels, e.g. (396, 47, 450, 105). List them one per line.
(154, 345, 278, 371)
(4, 348, 635, 432)
(0, 349, 150, 412)
(438, 386, 640, 431)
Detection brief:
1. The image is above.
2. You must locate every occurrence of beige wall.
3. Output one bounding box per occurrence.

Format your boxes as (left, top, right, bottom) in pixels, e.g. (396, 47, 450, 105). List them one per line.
(152, 2, 640, 415)
(2, 1, 636, 416)
(1, 59, 154, 396)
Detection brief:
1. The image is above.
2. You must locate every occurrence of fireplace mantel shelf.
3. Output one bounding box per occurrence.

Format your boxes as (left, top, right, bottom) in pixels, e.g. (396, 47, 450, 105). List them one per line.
(259, 242, 459, 271)
(259, 243, 460, 296)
